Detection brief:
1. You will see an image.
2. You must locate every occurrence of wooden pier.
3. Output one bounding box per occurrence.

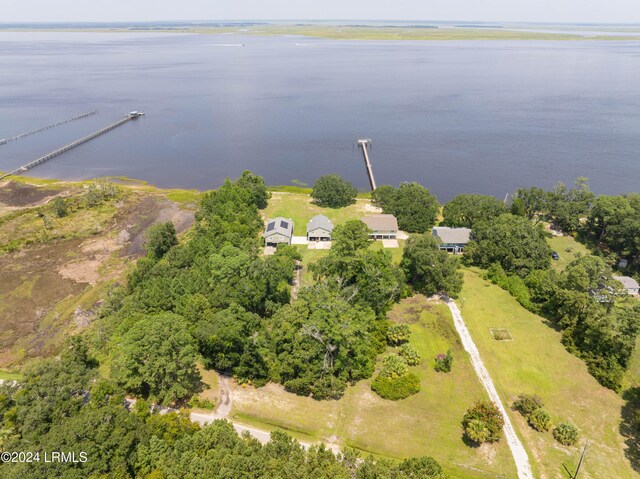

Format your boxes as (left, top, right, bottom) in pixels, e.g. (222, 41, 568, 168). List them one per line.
(357, 138, 377, 191)
(0, 112, 144, 181)
(0, 111, 97, 146)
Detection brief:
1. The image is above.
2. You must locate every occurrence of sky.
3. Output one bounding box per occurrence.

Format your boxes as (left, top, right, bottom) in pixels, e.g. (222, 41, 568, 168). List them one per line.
(2, 0, 640, 24)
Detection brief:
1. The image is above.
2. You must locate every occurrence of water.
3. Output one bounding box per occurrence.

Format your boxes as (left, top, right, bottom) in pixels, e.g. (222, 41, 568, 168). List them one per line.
(1, 32, 640, 202)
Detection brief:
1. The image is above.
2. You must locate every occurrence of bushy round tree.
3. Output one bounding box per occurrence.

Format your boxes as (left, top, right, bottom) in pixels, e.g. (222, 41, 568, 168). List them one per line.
(442, 194, 505, 228)
(311, 174, 358, 208)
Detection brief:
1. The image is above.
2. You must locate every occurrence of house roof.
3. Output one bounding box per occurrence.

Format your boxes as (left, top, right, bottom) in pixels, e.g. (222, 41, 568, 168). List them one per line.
(362, 214, 398, 232)
(432, 227, 472, 245)
(264, 217, 293, 237)
(307, 214, 334, 234)
(614, 276, 640, 290)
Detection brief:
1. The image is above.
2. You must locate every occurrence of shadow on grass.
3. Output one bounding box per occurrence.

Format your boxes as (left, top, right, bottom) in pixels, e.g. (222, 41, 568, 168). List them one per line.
(621, 387, 640, 473)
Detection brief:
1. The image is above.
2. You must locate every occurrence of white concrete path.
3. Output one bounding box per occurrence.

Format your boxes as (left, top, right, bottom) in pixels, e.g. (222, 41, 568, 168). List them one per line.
(446, 299, 535, 479)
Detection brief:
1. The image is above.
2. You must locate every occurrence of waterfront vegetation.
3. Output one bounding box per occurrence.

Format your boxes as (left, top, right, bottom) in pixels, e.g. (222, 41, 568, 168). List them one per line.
(2, 172, 640, 477)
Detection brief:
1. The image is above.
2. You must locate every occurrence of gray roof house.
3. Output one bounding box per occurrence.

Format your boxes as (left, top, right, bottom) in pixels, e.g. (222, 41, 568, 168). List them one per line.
(307, 215, 334, 241)
(263, 217, 294, 246)
(362, 214, 398, 240)
(614, 276, 640, 296)
(432, 227, 472, 254)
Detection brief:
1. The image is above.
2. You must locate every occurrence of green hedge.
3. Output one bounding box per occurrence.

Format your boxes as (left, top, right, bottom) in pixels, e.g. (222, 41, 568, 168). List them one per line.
(371, 373, 420, 400)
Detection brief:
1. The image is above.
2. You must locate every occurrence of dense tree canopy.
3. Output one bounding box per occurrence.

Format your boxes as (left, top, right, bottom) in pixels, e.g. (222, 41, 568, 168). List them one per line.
(401, 234, 463, 297)
(372, 182, 440, 233)
(145, 221, 178, 259)
(442, 194, 505, 228)
(464, 214, 552, 276)
(311, 174, 358, 208)
(112, 313, 202, 404)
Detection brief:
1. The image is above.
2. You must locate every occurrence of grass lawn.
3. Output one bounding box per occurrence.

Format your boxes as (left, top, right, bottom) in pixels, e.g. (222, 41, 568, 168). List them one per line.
(459, 268, 636, 478)
(263, 192, 378, 236)
(0, 370, 22, 381)
(545, 231, 591, 272)
(229, 297, 516, 479)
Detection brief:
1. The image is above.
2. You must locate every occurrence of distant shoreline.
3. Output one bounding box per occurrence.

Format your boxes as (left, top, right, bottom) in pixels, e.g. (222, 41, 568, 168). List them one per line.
(2, 23, 640, 41)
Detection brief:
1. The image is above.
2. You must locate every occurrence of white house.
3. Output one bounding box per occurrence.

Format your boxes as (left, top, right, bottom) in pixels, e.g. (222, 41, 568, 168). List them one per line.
(307, 215, 334, 241)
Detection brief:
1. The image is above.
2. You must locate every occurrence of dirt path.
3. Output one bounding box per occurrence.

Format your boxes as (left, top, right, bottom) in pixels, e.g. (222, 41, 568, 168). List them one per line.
(446, 299, 535, 479)
(215, 374, 233, 418)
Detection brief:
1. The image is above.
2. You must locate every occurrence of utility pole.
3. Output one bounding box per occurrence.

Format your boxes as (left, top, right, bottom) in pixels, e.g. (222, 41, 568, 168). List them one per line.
(573, 441, 588, 478)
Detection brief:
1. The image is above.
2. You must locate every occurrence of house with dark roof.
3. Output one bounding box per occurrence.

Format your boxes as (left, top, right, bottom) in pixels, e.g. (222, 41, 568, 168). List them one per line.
(614, 276, 640, 296)
(361, 214, 398, 240)
(432, 227, 472, 254)
(307, 214, 334, 241)
(263, 217, 294, 246)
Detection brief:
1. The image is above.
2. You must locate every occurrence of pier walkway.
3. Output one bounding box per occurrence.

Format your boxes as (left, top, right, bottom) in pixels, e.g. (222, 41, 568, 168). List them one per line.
(0, 112, 143, 181)
(0, 111, 97, 146)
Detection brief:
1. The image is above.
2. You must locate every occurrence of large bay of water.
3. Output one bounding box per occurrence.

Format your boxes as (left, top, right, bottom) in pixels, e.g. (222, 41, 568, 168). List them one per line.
(1, 32, 639, 201)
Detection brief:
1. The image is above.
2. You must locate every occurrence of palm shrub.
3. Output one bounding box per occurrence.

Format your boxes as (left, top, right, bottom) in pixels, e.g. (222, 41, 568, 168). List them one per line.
(462, 401, 504, 444)
(528, 408, 552, 432)
(553, 422, 579, 446)
(380, 355, 409, 378)
(399, 344, 421, 366)
(387, 324, 411, 346)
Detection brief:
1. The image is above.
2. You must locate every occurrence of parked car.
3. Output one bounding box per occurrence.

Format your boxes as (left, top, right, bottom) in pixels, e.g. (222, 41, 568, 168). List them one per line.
(552, 251, 560, 260)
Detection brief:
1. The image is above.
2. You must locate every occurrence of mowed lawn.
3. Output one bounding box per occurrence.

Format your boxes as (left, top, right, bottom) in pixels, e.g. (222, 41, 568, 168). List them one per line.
(263, 192, 379, 236)
(230, 297, 516, 479)
(460, 269, 635, 478)
(545, 232, 591, 272)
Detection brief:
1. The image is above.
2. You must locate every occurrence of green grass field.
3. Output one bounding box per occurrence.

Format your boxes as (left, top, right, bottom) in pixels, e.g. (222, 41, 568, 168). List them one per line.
(545, 231, 591, 272)
(459, 268, 635, 478)
(229, 297, 516, 479)
(263, 192, 378, 236)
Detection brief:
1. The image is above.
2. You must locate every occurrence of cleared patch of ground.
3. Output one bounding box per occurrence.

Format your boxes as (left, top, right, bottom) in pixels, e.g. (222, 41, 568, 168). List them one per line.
(0, 180, 65, 208)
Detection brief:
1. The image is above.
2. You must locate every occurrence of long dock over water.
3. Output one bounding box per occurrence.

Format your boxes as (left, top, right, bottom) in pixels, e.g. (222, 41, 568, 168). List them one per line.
(0, 111, 97, 146)
(0, 112, 144, 181)
(357, 138, 377, 191)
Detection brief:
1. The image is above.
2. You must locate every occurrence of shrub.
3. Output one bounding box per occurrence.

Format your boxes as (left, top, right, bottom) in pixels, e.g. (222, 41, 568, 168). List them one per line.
(52, 197, 69, 218)
(512, 394, 544, 417)
(371, 373, 420, 400)
(462, 401, 504, 444)
(311, 174, 358, 208)
(188, 396, 216, 410)
(399, 344, 421, 366)
(434, 350, 453, 373)
(528, 408, 552, 432)
(311, 376, 346, 400)
(553, 422, 579, 446)
(284, 377, 313, 396)
(380, 355, 409, 379)
(387, 324, 411, 346)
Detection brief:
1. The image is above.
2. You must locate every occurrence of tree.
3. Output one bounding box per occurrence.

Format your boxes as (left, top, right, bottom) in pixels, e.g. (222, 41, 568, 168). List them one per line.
(397, 456, 447, 479)
(512, 394, 544, 417)
(387, 324, 411, 346)
(462, 401, 504, 444)
(547, 177, 594, 233)
(112, 313, 201, 404)
(401, 234, 463, 297)
(588, 195, 634, 247)
(145, 222, 178, 259)
(464, 214, 552, 276)
(311, 174, 358, 208)
(379, 355, 409, 378)
(236, 170, 270, 209)
(372, 183, 440, 233)
(510, 186, 548, 221)
(330, 220, 372, 256)
(442, 194, 505, 228)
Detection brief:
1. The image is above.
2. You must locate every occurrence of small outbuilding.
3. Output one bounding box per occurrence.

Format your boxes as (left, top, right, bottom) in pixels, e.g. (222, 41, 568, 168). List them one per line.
(432, 227, 472, 254)
(362, 214, 398, 240)
(614, 276, 640, 296)
(263, 217, 294, 246)
(307, 214, 333, 241)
